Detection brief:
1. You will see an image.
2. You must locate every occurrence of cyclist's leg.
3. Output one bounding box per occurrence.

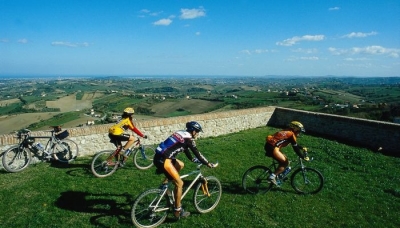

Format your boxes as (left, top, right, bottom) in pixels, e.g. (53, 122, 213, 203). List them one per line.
(164, 159, 189, 218)
(271, 148, 288, 176)
(108, 134, 123, 163)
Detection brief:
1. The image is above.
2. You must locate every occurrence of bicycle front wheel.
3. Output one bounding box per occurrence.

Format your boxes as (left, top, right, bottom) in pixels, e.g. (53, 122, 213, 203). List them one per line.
(2, 146, 32, 172)
(242, 165, 274, 194)
(291, 167, 324, 194)
(193, 176, 222, 213)
(90, 150, 119, 178)
(52, 139, 79, 163)
(131, 189, 170, 228)
(133, 145, 155, 170)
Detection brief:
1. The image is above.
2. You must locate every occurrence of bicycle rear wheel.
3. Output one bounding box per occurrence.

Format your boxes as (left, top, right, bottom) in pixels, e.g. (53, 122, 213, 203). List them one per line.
(131, 189, 170, 228)
(2, 146, 32, 173)
(291, 167, 324, 194)
(242, 165, 274, 194)
(52, 139, 79, 163)
(193, 176, 222, 213)
(133, 145, 155, 170)
(90, 150, 119, 178)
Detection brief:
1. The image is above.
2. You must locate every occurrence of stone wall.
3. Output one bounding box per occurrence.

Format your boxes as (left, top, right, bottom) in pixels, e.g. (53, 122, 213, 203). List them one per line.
(0, 107, 275, 159)
(1, 106, 399, 168)
(269, 107, 400, 156)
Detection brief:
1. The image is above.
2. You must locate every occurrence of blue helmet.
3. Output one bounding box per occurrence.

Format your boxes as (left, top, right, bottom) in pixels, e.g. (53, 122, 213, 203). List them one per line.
(186, 121, 203, 132)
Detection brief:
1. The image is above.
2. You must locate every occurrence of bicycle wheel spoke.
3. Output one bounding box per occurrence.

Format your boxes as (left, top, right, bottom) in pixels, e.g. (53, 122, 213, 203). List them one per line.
(242, 165, 273, 194)
(291, 168, 324, 194)
(2, 146, 31, 172)
(134, 145, 155, 170)
(90, 151, 118, 178)
(131, 189, 169, 228)
(52, 139, 79, 163)
(193, 176, 222, 213)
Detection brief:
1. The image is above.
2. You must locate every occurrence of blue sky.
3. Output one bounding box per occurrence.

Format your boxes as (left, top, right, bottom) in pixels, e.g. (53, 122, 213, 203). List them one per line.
(1, 0, 399, 77)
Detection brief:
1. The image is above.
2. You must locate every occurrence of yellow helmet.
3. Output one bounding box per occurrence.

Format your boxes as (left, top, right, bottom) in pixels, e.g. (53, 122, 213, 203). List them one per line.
(123, 107, 135, 114)
(289, 121, 305, 132)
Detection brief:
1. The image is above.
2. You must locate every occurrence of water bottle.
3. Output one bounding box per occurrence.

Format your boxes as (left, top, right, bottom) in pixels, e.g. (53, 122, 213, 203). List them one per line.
(36, 143, 44, 151)
(280, 166, 291, 178)
(124, 149, 132, 156)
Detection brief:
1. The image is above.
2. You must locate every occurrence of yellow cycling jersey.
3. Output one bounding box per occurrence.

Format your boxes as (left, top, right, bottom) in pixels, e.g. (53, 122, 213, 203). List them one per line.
(109, 118, 134, 135)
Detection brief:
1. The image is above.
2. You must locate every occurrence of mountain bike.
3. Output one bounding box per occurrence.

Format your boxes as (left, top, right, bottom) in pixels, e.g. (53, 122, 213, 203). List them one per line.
(242, 153, 324, 194)
(131, 162, 221, 228)
(90, 138, 155, 178)
(2, 126, 79, 173)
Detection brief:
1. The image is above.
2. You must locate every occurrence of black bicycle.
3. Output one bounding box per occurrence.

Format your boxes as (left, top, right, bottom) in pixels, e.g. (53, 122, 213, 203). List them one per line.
(2, 126, 79, 173)
(242, 153, 324, 194)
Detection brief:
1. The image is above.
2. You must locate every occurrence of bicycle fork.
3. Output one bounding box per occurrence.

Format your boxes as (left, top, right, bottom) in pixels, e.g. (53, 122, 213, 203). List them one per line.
(200, 178, 211, 197)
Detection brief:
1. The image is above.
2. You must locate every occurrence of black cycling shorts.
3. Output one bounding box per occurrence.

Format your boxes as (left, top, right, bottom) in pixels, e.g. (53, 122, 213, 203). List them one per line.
(108, 133, 130, 147)
(264, 143, 275, 157)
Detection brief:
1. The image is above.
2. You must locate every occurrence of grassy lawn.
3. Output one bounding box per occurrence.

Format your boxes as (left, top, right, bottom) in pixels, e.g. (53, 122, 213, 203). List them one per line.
(0, 127, 399, 227)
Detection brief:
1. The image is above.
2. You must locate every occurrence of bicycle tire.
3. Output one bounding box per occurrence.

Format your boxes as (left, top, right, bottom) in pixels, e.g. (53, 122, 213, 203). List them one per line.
(291, 167, 324, 194)
(133, 145, 155, 170)
(90, 150, 119, 178)
(193, 176, 222, 213)
(242, 165, 274, 194)
(2, 145, 32, 173)
(131, 188, 170, 228)
(52, 139, 79, 163)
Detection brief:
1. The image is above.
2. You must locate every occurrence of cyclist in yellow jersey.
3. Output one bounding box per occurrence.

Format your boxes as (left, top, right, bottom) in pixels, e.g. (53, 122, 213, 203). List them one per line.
(108, 107, 147, 165)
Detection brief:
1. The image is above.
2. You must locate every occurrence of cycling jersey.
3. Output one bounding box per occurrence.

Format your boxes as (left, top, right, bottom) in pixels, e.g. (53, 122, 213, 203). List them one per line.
(155, 130, 209, 165)
(108, 117, 144, 137)
(266, 129, 303, 158)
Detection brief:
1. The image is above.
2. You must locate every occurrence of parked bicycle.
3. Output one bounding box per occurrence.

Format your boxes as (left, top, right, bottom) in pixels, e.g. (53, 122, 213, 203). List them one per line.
(242, 152, 324, 194)
(2, 126, 79, 173)
(90, 138, 155, 178)
(131, 162, 221, 228)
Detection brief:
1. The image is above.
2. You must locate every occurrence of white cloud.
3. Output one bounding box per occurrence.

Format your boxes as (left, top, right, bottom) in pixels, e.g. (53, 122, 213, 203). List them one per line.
(180, 7, 206, 19)
(342, 31, 378, 38)
(18, 38, 28, 44)
(276, 35, 325, 46)
(329, 45, 400, 58)
(51, 41, 89, 47)
(300, 56, 319, 60)
(240, 49, 270, 55)
(195, 32, 201, 36)
(291, 48, 318, 54)
(153, 18, 172, 26)
(329, 7, 340, 11)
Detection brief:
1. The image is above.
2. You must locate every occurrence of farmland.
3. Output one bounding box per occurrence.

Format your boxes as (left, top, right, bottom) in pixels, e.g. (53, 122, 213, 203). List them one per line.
(0, 75, 400, 134)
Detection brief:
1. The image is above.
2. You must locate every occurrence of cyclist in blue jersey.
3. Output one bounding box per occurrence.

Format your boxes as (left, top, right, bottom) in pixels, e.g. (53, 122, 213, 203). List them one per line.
(153, 121, 215, 219)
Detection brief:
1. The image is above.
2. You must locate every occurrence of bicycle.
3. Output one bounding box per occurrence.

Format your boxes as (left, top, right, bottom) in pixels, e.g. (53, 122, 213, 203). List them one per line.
(90, 138, 155, 178)
(2, 126, 79, 173)
(242, 152, 324, 194)
(131, 162, 221, 228)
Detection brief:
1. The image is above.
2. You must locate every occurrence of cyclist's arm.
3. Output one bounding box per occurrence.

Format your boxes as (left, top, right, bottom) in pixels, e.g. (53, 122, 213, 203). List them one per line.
(127, 119, 145, 137)
(290, 136, 306, 158)
(186, 139, 209, 165)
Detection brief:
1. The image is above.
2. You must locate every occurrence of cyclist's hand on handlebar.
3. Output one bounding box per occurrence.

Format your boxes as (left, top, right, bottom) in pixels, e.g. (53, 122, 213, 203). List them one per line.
(303, 152, 310, 161)
(143, 135, 148, 139)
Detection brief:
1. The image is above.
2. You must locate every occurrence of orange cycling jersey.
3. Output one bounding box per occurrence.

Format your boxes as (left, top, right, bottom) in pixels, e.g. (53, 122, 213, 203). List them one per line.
(266, 130, 297, 148)
(109, 117, 144, 137)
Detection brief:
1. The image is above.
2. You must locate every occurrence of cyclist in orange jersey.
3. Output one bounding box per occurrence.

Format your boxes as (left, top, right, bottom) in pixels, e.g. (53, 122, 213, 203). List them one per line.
(264, 121, 309, 185)
(108, 107, 147, 166)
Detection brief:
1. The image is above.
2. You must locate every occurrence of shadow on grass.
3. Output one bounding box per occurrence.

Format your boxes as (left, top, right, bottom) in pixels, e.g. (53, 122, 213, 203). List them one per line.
(55, 190, 134, 227)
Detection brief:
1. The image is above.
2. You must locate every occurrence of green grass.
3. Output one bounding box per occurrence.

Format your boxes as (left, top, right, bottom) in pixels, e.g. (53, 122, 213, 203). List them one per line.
(1, 127, 399, 227)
